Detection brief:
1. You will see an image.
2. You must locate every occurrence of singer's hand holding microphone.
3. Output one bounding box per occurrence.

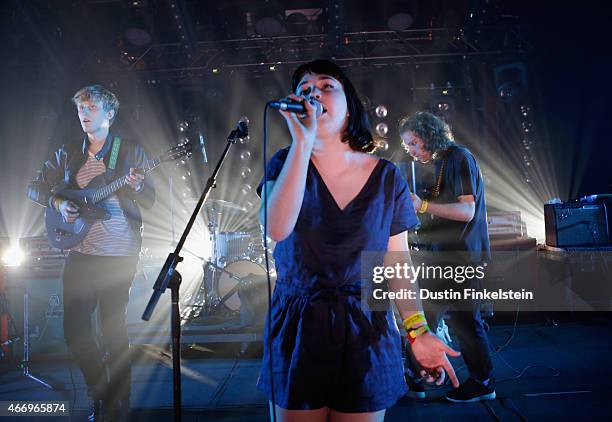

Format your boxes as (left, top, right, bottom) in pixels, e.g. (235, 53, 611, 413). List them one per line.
(268, 94, 323, 151)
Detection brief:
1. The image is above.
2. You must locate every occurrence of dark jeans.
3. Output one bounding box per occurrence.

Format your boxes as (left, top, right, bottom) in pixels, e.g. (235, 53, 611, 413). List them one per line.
(406, 281, 493, 383)
(62, 251, 138, 401)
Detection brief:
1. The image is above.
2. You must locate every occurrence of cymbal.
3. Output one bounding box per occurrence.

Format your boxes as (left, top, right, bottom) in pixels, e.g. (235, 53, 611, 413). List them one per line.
(185, 198, 247, 212)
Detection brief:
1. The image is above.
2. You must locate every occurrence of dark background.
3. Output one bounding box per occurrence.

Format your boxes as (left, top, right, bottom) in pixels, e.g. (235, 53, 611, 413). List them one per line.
(0, 0, 610, 243)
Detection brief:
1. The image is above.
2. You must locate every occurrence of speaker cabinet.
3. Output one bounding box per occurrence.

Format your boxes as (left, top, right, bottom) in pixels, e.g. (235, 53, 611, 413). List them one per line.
(5, 268, 68, 357)
(545, 203, 609, 247)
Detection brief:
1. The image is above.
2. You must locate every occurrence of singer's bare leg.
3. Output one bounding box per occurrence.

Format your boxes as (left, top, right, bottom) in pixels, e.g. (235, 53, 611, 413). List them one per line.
(268, 403, 386, 422)
(329, 409, 386, 422)
(269, 402, 328, 422)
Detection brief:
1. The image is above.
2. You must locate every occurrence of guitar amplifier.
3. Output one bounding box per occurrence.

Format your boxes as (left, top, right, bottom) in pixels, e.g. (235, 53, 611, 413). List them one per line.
(544, 203, 609, 247)
(5, 267, 68, 357)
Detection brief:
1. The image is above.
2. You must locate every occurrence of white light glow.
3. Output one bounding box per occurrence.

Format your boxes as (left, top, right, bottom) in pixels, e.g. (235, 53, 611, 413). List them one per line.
(2, 244, 24, 267)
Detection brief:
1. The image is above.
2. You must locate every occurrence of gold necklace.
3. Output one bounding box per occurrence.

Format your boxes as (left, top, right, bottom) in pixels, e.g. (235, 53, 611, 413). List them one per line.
(431, 150, 450, 198)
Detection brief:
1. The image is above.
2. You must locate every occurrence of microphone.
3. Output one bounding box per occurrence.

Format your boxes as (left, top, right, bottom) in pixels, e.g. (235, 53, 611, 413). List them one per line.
(268, 99, 323, 117)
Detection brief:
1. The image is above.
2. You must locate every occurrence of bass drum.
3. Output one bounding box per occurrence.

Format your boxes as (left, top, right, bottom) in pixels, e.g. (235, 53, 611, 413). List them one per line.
(216, 260, 276, 326)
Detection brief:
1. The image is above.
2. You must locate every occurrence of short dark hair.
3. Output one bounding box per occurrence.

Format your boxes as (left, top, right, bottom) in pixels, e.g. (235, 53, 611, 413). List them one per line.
(291, 59, 375, 153)
(398, 111, 455, 154)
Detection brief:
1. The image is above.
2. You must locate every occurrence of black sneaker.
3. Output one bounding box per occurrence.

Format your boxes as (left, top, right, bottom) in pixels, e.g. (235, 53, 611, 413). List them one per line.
(445, 378, 496, 403)
(405, 373, 426, 399)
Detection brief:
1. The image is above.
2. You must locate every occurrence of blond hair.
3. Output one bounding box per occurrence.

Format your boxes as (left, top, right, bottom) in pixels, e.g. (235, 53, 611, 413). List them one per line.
(72, 85, 120, 125)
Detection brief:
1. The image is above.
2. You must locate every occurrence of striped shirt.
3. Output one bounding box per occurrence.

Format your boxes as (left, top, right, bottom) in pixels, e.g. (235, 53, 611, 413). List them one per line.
(72, 151, 139, 256)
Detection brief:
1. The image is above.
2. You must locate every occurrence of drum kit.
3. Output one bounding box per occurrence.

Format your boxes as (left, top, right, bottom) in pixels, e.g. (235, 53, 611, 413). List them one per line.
(181, 198, 276, 326)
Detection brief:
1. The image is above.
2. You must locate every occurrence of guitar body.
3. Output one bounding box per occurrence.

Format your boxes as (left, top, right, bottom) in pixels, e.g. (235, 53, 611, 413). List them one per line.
(43, 140, 194, 249)
(45, 176, 112, 249)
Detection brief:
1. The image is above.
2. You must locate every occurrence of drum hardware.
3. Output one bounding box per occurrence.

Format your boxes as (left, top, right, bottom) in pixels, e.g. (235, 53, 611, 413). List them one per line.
(2, 267, 58, 389)
(204, 259, 275, 326)
(185, 198, 248, 213)
(178, 197, 275, 324)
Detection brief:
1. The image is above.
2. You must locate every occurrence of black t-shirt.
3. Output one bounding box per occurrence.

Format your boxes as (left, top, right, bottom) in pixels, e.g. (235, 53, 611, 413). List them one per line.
(399, 145, 490, 263)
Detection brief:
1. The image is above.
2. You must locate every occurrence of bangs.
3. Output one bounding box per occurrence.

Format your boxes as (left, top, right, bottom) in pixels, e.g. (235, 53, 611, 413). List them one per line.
(291, 59, 346, 93)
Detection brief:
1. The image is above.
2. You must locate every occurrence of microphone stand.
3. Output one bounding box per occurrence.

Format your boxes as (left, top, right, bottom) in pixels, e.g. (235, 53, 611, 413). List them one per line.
(141, 120, 248, 422)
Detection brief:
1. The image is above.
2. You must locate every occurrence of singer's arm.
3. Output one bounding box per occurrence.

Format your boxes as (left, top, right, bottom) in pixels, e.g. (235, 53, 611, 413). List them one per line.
(259, 142, 311, 241)
(259, 92, 317, 241)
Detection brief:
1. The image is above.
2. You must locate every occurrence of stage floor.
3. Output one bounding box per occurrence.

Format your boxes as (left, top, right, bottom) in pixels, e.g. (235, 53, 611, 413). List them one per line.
(1, 314, 611, 421)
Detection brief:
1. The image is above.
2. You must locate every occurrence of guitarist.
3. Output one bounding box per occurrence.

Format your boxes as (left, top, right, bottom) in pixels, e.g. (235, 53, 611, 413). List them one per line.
(27, 85, 155, 421)
(397, 112, 495, 404)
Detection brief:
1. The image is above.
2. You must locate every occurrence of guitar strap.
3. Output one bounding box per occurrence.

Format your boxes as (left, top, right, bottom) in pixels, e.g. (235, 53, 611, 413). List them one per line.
(108, 136, 121, 170)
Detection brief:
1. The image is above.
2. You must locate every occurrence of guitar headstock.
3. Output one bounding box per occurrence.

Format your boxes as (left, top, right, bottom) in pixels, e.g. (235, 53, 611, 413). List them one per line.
(162, 141, 194, 163)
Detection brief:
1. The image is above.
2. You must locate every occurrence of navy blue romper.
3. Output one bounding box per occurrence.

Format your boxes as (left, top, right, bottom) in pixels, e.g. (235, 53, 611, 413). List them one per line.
(256, 147, 419, 412)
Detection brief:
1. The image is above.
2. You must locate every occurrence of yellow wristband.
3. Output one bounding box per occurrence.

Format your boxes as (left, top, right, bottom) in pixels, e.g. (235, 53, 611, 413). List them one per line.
(403, 312, 426, 330)
(418, 199, 429, 214)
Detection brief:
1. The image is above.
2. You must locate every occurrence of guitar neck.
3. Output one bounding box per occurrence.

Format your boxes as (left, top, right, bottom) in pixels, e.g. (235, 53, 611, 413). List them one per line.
(91, 156, 161, 203)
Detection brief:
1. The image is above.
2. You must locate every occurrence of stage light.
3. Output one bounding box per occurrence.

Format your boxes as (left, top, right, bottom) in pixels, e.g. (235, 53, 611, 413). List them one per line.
(437, 102, 451, 111)
(375, 123, 389, 137)
(494, 62, 528, 103)
(497, 82, 517, 100)
(2, 243, 24, 267)
(521, 105, 531, 116)
(240, 151, 251, 161)
(239, 135, 251, 145)
(521, 121, 532, 132)
(124, 11, 153, 47)
(385, 1, 415, 31)
(375, 105, 388, 118)
(253, 4, 284, 38)
(241, 184, 252, 195)
(240, 167, 251, 179)
(430, 97, 456, 120)
(285, 8, 323, 35)
(387, 13, 414, 31)
(119, 49, 137, 66)
(178, 121, 189, 132)
(212, 68, 220, 74)
(285, 12, 309, 35)
(256, 17, 283, 37)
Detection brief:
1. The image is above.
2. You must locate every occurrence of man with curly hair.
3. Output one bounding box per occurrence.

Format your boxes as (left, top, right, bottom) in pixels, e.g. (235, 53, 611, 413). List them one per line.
(398, 111, 495, 403)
